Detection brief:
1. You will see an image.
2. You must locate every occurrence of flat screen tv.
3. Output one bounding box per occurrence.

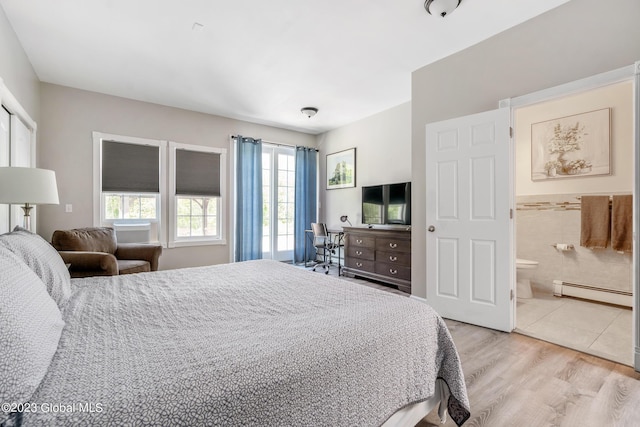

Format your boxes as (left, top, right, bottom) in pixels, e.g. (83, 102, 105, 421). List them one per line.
(362, 182, 411, 225)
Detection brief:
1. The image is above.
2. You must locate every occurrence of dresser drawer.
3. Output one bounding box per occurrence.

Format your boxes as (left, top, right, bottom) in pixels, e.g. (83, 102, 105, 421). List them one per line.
(375, 263, 411, 281)
(376, 238, 410, 253)
(347, 246, 375, 261)
(347, 234, 376, 249)
(345, 258, 375, 273)
(376, 250, 411, 267)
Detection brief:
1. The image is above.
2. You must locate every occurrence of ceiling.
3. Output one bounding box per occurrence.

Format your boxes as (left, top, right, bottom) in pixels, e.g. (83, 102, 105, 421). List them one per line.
(1, 0, 569, 134)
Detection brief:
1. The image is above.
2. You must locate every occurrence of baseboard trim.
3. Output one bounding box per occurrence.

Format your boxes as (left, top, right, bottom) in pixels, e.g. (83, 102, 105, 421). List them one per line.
(410, 295, 428, 304)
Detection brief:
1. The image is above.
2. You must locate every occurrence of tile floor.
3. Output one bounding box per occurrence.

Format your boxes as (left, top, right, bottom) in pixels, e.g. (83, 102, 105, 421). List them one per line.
(516, 291, 633, 366)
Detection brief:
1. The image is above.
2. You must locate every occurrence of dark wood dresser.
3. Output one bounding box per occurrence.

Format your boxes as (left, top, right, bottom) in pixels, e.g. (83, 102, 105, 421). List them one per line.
(342, 226, 411, 294)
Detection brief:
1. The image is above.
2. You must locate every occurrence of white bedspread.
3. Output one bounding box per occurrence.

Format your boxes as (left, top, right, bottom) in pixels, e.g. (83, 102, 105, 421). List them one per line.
(20, 260, 469, 426)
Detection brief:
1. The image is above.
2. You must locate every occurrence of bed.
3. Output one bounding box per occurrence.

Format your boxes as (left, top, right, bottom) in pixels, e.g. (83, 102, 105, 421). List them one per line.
(0, 228, 470, 427)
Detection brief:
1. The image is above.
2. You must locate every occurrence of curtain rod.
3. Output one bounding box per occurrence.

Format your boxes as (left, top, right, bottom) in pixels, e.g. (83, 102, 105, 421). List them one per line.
(230, 135, 318, 151)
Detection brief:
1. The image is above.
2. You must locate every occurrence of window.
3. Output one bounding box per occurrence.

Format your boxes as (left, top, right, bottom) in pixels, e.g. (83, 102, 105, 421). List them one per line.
(93, 132, 166, 244)
(94, 133, 227, 248)
(169, 142, 226, 247)
(176, 196, 218, 237)
(104, 193, 158, 220)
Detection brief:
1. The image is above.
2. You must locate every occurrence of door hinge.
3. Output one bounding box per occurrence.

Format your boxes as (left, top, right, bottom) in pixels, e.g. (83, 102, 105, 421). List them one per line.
(510, 208, 513, 219)
(509, 127, 513, 138)
(510, 289, 514, 300)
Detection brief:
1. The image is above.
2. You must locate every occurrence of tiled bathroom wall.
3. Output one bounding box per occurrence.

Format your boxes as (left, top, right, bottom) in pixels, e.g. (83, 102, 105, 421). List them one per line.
(516, 193, 632, 294)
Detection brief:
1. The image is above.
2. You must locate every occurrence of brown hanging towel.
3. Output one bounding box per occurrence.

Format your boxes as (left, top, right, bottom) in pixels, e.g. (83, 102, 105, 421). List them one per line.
(580, 195, 610, 249)
(611, 195, 632, 252)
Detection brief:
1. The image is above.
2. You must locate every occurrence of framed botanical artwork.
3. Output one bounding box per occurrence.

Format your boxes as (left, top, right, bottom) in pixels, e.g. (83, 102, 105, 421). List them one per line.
(326, 148, 356, 190)
(531, 108, 611, 181)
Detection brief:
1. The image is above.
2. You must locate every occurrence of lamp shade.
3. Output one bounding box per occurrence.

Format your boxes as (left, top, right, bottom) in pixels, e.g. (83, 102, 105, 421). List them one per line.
(0, 167, 60, 205)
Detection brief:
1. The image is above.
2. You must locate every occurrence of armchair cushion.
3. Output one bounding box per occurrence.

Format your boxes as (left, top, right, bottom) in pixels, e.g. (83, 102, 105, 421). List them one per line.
(115, 243, 162, 271)
(117, 260, 151, 275)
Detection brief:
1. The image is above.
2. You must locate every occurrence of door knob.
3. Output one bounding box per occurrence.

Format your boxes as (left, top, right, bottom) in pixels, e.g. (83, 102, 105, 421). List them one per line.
(428, 225, 435, 232)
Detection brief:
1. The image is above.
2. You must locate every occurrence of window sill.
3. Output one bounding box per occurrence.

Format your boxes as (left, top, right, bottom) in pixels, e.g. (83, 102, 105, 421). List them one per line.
(168, 239, 227, 248)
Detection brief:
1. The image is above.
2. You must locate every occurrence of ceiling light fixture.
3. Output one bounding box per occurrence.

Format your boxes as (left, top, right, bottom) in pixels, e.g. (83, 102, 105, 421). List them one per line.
(424, 0, 461, 17)
(301, 107, 318, 118)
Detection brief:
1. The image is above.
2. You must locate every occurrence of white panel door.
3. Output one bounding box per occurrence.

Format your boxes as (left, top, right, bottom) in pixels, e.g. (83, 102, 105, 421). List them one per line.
(10, 115, 32, 229)
(0, 108, 9, 233)
(425, 108, 513, 332)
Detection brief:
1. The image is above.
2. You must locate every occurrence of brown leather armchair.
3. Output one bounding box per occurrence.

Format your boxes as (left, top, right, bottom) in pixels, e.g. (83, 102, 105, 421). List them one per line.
(51, 227, 162, 278)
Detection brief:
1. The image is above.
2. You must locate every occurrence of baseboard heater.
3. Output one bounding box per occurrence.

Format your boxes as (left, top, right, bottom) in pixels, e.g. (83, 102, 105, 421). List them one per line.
(553, 280, 632, 308)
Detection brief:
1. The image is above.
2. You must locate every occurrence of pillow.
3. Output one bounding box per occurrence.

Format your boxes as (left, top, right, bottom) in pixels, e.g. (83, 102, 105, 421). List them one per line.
(0, 247, 65, 424)
(0, 227, 72, 308)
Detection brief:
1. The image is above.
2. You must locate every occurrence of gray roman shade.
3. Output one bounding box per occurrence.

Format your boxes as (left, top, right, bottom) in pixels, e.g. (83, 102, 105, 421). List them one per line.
(175, 149, 221, 197)
(102, 141, 160, 193)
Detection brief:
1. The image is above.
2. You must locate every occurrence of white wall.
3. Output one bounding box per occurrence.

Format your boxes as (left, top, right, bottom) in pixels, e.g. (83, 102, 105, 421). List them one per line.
(37, 83, 316, 270)
(316, 102, 410, 230)
(516, 81, 633, 196)
(0, 5, 39, 122)
(411, 0, 640, 299)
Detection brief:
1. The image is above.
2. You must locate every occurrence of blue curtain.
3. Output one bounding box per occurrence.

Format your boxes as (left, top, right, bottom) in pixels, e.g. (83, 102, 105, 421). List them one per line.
(235, 135, 263, 261)
(294, 147, 318, 263)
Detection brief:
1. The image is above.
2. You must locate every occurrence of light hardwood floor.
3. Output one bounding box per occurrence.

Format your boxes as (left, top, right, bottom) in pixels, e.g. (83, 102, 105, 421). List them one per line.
(318, 271, 640, 427)
(418, 320, 640, 427)
(307, 266, 640, 426)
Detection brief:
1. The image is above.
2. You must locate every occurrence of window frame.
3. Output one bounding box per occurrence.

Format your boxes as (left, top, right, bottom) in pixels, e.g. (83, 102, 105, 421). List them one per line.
(93, 132, 166, 245)
(168, 141, 227, 248)
(261, 144, 296, 261)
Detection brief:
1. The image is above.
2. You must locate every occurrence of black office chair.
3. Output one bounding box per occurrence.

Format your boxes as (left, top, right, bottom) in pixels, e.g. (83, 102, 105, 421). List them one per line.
(311, 222, 338, 274)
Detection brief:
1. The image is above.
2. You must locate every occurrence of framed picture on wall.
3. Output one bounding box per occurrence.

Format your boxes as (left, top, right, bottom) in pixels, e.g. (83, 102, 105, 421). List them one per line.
(531, 108, 611, 181)
(326, 148, 356, 190)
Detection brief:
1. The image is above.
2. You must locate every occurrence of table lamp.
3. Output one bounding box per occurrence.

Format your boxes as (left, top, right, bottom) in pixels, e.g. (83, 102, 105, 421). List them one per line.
(0, 167, 60, 231)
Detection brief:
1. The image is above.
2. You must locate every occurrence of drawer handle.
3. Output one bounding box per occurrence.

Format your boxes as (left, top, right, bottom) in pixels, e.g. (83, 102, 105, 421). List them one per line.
(356, 262, 363, 268)
(389, 243, 398, 249)
(389, 269, 398, 275)
(355, 250, 363, 256)
(356, 239, 363, 244)
(389, 256, 397, 262)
